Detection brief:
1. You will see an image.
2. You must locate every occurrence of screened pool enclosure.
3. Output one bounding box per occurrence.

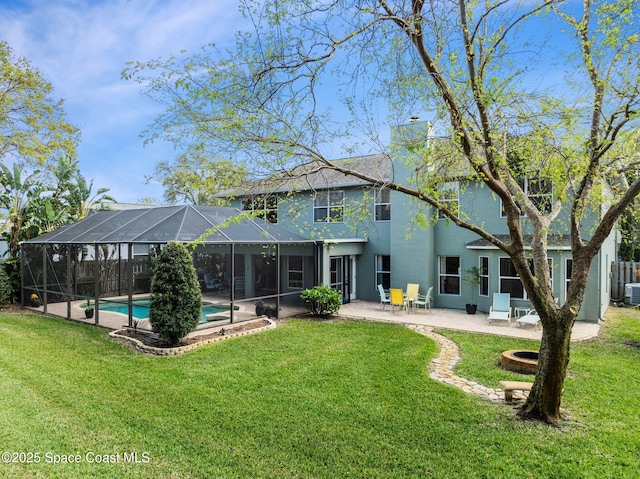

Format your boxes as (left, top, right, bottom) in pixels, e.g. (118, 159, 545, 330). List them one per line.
(21, 205, 317, 328)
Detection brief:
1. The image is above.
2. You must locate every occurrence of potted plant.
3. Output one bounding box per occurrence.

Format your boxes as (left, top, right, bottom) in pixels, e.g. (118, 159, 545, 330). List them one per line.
(84, 299, 94, 318)
(255, 299, 265, 316)
(463, 266, 481, 314)
(263, 304, 278, 319)
(30, 293, 41, 307)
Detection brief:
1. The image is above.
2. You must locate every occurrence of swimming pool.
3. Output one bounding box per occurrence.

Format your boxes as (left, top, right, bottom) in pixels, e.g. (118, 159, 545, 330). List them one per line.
(99, 298, 231, 323)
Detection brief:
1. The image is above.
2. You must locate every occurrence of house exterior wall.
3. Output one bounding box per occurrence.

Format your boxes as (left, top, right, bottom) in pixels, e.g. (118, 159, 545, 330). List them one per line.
(225, 122, 613, 322)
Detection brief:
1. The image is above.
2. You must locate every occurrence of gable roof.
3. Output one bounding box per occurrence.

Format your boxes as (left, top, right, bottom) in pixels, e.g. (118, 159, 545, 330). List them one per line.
(23, 205, 313, 245)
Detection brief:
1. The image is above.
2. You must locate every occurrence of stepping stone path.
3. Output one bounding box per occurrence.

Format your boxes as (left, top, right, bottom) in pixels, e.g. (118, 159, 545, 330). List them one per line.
(405, 324, 506, 403)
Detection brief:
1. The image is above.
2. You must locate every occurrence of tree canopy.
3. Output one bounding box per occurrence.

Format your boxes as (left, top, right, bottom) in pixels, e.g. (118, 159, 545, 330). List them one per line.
(125, 0, 640, 425)
(0, 41, 79, 167)
(145, 152, 247, 205)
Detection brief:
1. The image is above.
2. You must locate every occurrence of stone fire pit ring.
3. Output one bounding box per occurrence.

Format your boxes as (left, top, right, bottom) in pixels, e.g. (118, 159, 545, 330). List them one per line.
(501, 350, 539, 375)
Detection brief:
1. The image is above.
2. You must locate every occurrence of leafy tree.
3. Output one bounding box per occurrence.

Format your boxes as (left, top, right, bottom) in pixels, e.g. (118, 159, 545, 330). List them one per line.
(145, 152, 247, 205)
(125, 1, 640, 425)
(149, 241, 201, 346)
(0, 41, 79, 166)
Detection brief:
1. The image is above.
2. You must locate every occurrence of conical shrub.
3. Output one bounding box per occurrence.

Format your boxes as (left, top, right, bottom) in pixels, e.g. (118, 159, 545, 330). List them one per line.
(149, 241, 201, 346)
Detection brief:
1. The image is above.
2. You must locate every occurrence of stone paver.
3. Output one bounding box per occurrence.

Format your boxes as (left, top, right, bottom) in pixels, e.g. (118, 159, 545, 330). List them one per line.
(406, 324, 505, 402)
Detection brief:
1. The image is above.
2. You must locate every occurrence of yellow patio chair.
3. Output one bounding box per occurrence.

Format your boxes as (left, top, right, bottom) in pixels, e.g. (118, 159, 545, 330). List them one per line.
(405, 283, 420, 303)
(390, 288, 408, 313)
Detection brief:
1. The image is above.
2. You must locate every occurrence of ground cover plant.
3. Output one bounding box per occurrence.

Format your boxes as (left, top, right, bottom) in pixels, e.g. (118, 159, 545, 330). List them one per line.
(0, 309, 638, 478)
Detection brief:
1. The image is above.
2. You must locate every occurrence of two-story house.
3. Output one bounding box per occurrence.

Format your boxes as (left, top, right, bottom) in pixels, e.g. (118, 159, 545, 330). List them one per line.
(229, 122, 614, 322)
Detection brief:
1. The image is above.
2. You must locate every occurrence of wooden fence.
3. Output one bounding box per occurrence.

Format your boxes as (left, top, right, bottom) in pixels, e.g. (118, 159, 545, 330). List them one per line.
(611, 261, 640, 301)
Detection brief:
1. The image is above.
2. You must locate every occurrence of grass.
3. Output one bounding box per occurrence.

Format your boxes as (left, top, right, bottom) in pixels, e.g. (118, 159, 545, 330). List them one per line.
(0, 309, 639, 478)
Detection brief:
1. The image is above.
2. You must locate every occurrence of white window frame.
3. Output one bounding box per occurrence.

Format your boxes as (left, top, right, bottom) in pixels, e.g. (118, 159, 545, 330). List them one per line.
(375, 255, 391, 290)
(499, 256, 553, 299)
(565, 258, 572, 298)
(439, 256, 461, 295)
(501, 177, 552, 217)
(374, 188, 391, 221)
(287, 255, 304, 289)
(314, 190, 344, 223)
(242, 195, 278, 223)
(479, 256, 489, 297)
(438, 181, 459, 219)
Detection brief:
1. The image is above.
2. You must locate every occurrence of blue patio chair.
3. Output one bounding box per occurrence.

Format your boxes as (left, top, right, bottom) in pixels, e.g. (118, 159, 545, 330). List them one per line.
(489, 293, 512, 325)
(413, 286, 433, 312)
(377, 284, 390, 309)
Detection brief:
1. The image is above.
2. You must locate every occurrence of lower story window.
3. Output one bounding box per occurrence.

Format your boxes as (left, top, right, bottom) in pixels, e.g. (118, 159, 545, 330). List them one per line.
(479, 256, 489, 297)
(375, 255, 390, 290)
(439, 256, 460, 295)
(499, 257, 525, 298)
(499, 257, 553, 299)
(288, 256, 303, 289)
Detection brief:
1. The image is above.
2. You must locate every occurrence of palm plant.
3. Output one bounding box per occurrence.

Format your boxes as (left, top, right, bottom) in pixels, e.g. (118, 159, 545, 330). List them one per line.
(0, 163, 43, 256)
(68, 173, 115, 220)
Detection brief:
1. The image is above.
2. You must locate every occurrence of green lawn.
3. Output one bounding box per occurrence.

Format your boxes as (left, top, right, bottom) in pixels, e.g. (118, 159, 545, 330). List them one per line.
(1, 309, 638, 478)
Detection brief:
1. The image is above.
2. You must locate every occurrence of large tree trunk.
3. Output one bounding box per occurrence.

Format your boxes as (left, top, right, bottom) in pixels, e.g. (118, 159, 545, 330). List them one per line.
(517, 310, 575, 425)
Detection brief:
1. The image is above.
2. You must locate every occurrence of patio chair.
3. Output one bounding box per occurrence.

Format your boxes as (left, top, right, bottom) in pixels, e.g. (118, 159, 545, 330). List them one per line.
(203, 273, 221, 292)
(488, 293, 512, 325)
(406, 283, 420, 306)
(516, 309, 541, 329)
(390, 288, 408, 313)
(377, 284, 390, 309)
(413, 286, 433, 312)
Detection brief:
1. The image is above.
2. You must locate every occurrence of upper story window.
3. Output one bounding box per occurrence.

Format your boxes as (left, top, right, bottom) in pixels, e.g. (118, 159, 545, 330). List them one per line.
(375, 188, 391, 221)
(242, 195, 278, 223)
(314, 190, 344, 223)
(501, 177, 552, 217)
(438, 181, 459, 219)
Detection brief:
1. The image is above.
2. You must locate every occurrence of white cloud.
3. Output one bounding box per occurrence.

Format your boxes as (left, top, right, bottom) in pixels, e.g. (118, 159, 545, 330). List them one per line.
(1, 0, 244, 202)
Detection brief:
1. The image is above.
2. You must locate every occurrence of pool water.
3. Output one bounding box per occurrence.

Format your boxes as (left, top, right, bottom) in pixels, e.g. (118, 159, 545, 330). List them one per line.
(100, 299, 229, 323)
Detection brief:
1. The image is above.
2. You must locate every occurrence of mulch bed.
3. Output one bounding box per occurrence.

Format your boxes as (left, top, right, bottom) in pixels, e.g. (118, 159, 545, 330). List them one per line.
(115, 319, 272, 349)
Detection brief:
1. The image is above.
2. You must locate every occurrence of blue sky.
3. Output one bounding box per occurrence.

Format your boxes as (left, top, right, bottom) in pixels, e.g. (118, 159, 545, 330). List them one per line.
(1, 0, 245, 203)
(2, 1, 583, 204)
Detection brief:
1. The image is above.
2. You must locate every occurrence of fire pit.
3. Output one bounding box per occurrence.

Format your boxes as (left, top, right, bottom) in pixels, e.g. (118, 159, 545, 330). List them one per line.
(501, 350, 539, 374)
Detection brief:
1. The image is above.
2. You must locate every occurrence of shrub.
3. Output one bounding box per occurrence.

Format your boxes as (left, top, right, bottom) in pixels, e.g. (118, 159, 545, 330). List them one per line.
(300, 284, 342, 316)
(149, 242, 201, 346)
(0, 263, 12, 304)
(0, 259, 20, 304)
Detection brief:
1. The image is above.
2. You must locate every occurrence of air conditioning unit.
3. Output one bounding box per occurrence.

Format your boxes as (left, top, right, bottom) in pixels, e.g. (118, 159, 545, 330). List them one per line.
(624, 283, 640, 305)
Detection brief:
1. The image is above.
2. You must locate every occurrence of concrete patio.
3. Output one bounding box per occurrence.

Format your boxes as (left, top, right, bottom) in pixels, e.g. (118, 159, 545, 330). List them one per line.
(337, 300, 600, 342)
